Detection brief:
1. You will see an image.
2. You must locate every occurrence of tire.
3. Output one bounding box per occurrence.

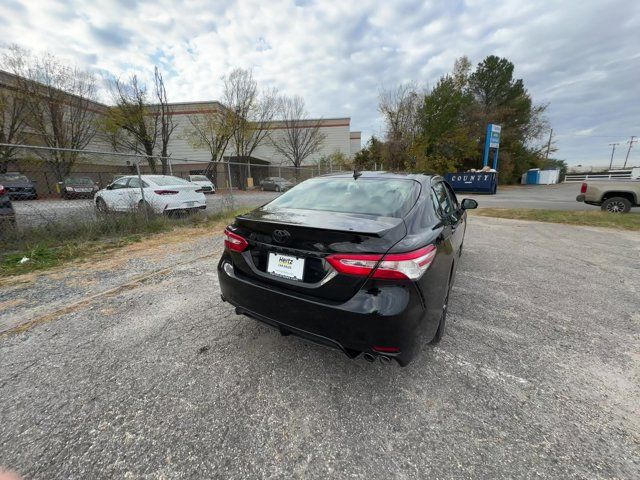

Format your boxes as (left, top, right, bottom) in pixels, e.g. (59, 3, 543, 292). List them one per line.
(95, 197, 109, 213)
(429, 287, 449, 345)
(275, 185, 281, 192)
(601, 197, 631, 213)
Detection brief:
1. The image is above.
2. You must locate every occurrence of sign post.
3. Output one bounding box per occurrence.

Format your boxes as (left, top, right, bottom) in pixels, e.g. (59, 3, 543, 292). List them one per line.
(482, 124, 501, 169)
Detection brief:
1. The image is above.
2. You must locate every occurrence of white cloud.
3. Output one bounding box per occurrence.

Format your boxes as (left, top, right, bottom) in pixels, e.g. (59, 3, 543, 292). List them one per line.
(1, 0, 639, 165)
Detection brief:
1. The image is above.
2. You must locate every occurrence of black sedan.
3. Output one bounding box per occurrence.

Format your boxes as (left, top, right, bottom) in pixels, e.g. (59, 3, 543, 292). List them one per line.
(218, 172, 477, 366)
(0, 173, 37, 200)
(60, 176, 99, 199)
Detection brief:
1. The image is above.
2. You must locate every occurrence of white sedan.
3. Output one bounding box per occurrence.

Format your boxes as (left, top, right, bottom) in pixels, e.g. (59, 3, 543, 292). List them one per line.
(188, 174, 216, 194)
(95, 175, 206, 214)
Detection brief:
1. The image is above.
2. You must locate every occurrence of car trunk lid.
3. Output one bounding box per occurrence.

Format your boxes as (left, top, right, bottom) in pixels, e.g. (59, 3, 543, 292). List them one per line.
(230, 207, 407, 301)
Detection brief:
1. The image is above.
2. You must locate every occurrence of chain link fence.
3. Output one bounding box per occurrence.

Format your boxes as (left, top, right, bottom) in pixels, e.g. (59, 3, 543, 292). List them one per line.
(0, 144, 336, 247)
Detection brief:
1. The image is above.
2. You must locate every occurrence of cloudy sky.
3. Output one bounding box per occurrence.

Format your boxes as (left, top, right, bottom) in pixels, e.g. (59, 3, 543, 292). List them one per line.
(1, 0, 639, 166)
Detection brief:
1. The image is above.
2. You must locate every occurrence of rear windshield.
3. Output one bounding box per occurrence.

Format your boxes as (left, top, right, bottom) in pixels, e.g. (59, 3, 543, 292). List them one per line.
(266, 177, 420, 218)
(148, 175, 191, 186)
(0, 174, 29, 182)
(65, 177, 93, 184)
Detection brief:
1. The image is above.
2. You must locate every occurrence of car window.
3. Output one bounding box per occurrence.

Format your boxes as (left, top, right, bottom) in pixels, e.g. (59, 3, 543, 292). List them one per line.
(0, 174, 29, 182)
(432, 182, 454, 216)
(111, 177, 130, 189)
(266, 177, 420, 218)
(65, 177, 93, 185)
(128, 177, 149, 188)
(443, 182, 459, 210)
(430, 188, 444, 218)
(148, 175, 192, 186)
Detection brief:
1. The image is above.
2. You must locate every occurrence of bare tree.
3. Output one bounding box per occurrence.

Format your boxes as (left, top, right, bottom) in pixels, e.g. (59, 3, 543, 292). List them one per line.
(154, 66, 176, 174)
(105, 74, 159, 171)
(379, 83, 421, 170)
(105, 67, 175, 174)
(183, 103, 235, 186)
(223, 68, 278, 188)
(21, 52, 98, 181)
(270, 95, 326, 175)
(0, 45, 30, 173)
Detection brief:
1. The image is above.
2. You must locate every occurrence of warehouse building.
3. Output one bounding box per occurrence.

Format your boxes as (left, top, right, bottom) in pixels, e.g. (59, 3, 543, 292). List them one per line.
(0, 69, 361, 194)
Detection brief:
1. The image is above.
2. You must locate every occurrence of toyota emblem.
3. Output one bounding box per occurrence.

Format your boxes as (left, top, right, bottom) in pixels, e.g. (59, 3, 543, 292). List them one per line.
(272, 229, 291, 244)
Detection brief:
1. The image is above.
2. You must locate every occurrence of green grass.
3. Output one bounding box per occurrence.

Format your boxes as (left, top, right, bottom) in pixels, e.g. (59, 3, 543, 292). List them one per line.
(0, 208, 246, 277)
(472, 208, 640, 231)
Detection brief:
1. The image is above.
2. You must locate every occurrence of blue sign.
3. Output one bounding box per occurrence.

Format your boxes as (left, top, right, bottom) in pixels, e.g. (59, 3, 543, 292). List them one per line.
(489, 124, 501, 148)
(483, 124, 502, 168)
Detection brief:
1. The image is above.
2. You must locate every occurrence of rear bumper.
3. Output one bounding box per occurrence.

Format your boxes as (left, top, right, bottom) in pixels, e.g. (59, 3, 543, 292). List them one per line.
(7, 190, 36, 200)
(217, 255, 431, 365)
(164, 201, 207, 211)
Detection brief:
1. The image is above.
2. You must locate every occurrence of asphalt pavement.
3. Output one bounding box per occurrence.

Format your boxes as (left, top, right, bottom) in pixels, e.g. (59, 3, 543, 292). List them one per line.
(1, 216, 638, 479)
(464, 182, 613, 211)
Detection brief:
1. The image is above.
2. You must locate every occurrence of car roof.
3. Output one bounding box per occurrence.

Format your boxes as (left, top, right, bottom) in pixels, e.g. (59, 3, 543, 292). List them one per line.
(319, 171, 438, 184)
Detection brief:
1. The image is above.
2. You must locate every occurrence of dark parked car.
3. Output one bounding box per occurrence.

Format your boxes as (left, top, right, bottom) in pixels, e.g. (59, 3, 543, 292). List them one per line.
(60, 176, 99, 199)
(0, 173, 37, 200)
(260, 177, 293, 192)
(218, 172, 477, 366)
(0, 183, 16, 227)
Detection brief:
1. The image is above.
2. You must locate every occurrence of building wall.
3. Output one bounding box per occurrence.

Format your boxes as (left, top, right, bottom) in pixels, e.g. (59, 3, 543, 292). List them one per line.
(350, 132, 361, 156)
(251, 120, 352, 165)
(1, 69, 360, 169)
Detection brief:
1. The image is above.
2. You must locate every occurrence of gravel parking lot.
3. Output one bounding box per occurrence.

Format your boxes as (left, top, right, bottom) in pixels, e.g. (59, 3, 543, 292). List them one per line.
(1, 217, 639, 479)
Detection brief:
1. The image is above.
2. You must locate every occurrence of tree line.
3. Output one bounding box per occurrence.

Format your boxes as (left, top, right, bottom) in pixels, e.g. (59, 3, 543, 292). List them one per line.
(0, 45, 326, 183)
(354, 56, 562, 183)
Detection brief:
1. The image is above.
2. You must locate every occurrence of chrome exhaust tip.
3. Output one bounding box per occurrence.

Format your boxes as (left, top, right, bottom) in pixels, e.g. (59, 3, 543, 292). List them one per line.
(379, 355, 392, 365)
(362, 353, 376, 363)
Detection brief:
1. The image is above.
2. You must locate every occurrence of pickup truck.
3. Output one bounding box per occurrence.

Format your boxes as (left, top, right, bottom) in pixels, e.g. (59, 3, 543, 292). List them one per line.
(576, 181, 640, 213)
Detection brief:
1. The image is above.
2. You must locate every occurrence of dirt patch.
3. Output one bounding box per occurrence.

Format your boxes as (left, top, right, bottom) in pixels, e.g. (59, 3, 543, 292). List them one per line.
(0, 298, 27, 312)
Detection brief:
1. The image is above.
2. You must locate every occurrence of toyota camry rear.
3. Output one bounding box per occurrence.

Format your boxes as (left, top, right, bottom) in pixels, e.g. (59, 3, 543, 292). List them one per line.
(217, 172, 475, 365)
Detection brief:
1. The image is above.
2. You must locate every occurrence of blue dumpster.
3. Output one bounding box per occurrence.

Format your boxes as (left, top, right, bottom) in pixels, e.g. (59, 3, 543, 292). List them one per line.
(444, 172, 498, 194)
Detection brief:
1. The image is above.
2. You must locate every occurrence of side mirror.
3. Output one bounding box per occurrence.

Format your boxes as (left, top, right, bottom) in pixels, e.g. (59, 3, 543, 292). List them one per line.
(461, 198, 478, 210)
(106, 184, 113, 190)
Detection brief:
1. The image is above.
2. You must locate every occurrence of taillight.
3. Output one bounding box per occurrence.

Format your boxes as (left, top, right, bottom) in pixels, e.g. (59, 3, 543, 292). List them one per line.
(0, 185, 5, 196)
(326, 245, 437, 280)
(580, 183, 587, 194)
(154, 189, 179, 195)
(224, 227, 249, 252)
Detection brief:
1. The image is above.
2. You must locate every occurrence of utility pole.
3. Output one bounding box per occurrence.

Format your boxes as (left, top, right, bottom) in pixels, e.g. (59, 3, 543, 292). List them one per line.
(608, 142, 619, 170)
(623, 136, 636, 168)
(545, 128, 553, 159)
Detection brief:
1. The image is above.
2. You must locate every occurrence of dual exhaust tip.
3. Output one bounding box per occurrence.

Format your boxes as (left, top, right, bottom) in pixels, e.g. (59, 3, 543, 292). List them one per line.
(363, 352, 392, 365)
